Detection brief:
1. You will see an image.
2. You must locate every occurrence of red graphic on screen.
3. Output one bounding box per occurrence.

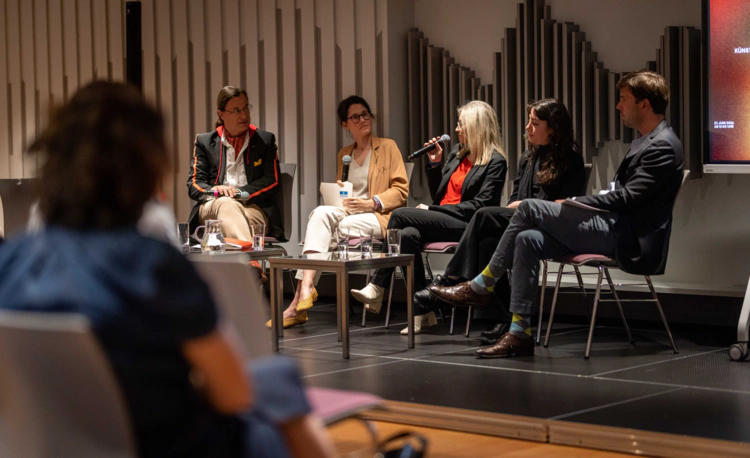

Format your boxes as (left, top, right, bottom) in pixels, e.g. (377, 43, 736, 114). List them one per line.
(709, 0, 750, 162)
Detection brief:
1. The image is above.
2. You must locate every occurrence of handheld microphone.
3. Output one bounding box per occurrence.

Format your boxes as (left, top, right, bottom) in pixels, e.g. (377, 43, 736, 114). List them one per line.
(204, 189, 250, 202)
(342, 155, 352, 182)
(408, 134, 451, 161)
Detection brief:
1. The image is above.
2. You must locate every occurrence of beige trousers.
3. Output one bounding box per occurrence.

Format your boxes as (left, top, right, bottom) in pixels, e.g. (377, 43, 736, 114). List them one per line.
(198, 197, 267, 241)
(295, 205, 381, 282)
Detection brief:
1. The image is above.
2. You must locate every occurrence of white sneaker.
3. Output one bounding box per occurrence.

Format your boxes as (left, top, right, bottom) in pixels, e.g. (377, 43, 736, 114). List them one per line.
(350, 284, 385, 314)
(400, 311, 438, 335)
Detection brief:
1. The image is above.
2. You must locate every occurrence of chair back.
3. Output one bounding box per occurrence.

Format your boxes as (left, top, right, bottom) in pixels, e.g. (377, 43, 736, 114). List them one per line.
(0, 310, 137, 458)
(0, 178, 38, 239)
(190, 255, 272, 358)
(404, 162, 415, 183)
(275, 164, 297, 242)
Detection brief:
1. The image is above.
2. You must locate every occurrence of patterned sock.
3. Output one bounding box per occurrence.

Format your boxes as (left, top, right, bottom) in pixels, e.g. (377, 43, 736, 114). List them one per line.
(509, 313, 532, 339)
(470, 264, 504, 295)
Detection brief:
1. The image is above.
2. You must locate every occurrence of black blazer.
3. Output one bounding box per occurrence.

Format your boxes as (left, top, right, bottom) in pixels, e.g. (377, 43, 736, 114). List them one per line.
(425, 145, 507, 222)
(186, 125, 283, 238)
(509, 148, 586, 202)
(576, 121, 684, 275)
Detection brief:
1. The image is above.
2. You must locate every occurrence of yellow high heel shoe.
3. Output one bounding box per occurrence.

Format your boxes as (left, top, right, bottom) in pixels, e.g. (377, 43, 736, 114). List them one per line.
(295, 288, 318, 312)
(266, 311, 309, 329)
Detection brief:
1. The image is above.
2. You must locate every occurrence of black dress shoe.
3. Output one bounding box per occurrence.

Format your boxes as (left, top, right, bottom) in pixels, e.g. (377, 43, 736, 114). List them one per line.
(413, 275, 459, 311)
(480, 336, 498, 346)
(480, 322, 510, 340)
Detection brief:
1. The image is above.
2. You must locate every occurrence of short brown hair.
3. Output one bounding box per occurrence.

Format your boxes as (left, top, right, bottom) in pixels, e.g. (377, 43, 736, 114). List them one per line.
(215, 86, 249, 128)
(616, 71, 670, 115)
(30, 81, 168, 229)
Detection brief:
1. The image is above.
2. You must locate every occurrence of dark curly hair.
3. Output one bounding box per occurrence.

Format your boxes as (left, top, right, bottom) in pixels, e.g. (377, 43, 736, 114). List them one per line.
(336, 95, 374, 124)
(526, 98, 580, 185)
(29, 81, 168, 229)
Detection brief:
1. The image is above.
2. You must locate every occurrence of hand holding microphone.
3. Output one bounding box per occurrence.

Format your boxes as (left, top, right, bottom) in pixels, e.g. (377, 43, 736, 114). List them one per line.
(204, 186, 250, 202)
(408, 134, 451, 162)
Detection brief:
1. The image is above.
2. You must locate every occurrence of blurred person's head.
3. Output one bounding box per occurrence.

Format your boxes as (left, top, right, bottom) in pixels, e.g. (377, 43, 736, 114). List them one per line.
(337, 95, 374, 140)
(215, 86, 251, 136)
(30, 81, 168, 230)
(456, 100, 505, 166)
(525, 98, 580, 185)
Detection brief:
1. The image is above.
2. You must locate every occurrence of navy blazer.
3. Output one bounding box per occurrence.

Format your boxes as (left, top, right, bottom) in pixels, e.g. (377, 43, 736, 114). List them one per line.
(576, 121, 684, 275)
(425, 145, 507, 222)
(187, 125, 283, 238)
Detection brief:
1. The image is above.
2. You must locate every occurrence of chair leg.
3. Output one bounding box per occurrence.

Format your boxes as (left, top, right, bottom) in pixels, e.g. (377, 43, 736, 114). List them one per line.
(603, 268, 633, 343)
(645, 275, 679, 354)
(537, 261, 548, 345)
(449, 307, 456, 335)
(423, 252, 434, 282)
(465, 306, 472, 337)
(544, 264, 566, 347)
(385, 270, 396, 329)
(585, 267, 605, 359)
(573, 266, 592, 322)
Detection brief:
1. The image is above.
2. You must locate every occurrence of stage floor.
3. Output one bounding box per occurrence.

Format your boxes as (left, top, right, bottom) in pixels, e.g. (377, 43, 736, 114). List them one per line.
(277, 299, 750, 447)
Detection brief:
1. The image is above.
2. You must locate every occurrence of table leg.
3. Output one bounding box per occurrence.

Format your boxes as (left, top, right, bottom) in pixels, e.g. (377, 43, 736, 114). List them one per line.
(341, 267, 350, 359)
(270, 266, 279, 352)
(406, 261, 414, 349)
(336, 272, 342, 343)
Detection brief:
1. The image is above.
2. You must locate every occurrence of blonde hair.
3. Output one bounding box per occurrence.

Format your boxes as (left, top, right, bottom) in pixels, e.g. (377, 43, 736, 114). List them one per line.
(457, 101, 505, 166)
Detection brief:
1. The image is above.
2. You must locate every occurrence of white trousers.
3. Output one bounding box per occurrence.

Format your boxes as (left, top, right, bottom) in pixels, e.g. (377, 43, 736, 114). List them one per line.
(295, 206, 382, 282)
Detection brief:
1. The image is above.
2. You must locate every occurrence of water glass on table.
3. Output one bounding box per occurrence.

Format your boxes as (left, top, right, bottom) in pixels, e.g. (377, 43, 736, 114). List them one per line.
(251, 224, 266, 251)
(359, 227, 374, 258)
(177, 222, 190, 253)
(386, 228, 401, 256)
(336, 230, 350, 256)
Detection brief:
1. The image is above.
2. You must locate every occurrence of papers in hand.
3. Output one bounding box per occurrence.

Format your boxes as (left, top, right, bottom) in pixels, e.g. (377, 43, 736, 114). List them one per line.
(320, 182, 353, 207)
(562, 199, 608, 212)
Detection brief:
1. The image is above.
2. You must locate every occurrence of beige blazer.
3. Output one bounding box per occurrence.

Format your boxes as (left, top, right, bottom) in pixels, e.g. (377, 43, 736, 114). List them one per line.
(336, 136, 409, 235)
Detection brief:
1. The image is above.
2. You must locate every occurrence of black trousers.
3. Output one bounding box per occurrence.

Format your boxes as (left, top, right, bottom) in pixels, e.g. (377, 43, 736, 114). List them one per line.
(445, 206, 516, 322)
(371, 207, 468, 292)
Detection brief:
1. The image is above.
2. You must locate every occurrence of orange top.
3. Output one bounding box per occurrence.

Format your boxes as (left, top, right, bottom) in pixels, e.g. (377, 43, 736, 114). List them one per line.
(440, 157, 473, 205)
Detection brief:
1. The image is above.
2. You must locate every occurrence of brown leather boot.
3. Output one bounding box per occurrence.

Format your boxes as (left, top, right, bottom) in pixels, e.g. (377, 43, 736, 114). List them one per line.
(427, 281, 494, 307)
(474, 332, 534, 358)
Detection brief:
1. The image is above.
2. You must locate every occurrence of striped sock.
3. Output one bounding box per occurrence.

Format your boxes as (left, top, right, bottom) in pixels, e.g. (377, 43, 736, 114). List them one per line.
(509, 313, 532, 339)
(470, 264, 504, 295)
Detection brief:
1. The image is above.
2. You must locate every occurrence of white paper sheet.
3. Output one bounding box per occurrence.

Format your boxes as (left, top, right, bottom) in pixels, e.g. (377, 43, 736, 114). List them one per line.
(320, 182, 354, 207)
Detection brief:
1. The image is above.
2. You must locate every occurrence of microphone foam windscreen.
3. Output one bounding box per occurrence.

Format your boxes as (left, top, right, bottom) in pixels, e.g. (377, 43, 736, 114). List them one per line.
(342, 155, 352, 164)
(439, 134, 451, 142)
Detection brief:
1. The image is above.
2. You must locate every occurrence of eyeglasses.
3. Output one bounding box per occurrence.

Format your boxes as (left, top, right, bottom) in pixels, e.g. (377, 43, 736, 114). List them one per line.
(347, 111, 371, 124)
(456, 120, 464, 129)
(223, 104, 252, 116)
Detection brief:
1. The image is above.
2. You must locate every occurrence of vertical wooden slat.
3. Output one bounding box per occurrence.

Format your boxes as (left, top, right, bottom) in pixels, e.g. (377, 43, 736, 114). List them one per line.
(77, 0, 95, 83)
(522, 0, 535, 105)
(242, 0, 260, 111)
(172, 0, 191, 220)
(206, 0, 223, 94)
(335, 0, 356, 149)
(298, 0, 317, 240)
(154, 0, 174, 204)
(0, 0, 9, 177)
(540, 17, 554, 99)
(443, 52, 455, 137)
(317, 0, 337, 184)
(503, 29, 518, 177)
(140, 0, 157, 104)
(19, 0, 36, 176)
(223, 0, 241, 85)
(448, 64, 459, 151)
(569, 31, 585, 152)
(515, 3, 525, 169)
(188, 0, 209, 136)
(561, 23, 578, 115)
(62, 0, 79, 100)
(426, 46, 443, 139)
(580, 42, 596, 162)
(493, 52, 502, 129)
(355, 0, 377, 109)
(682, 27, 702, 178)
(663, 26, 680, 137)
(92, 0, 109, 79)
(259, 0, 280, 140)
(33, 0, 51, 176)
(594, 64, 609, 147)
(608, 72, 621, 141)
(7, 0, 23, 177)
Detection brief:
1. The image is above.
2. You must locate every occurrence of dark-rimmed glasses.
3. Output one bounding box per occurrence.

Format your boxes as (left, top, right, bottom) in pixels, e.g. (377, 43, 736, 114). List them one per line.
(347, 111, 371, 124)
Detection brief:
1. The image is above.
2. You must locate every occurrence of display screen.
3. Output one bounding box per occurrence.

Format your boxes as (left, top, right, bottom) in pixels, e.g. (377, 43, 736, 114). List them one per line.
(705, 0, 750, 168)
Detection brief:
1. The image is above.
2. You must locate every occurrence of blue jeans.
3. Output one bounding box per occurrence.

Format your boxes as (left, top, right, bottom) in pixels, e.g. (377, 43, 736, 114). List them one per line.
(488, 199, 618, 315)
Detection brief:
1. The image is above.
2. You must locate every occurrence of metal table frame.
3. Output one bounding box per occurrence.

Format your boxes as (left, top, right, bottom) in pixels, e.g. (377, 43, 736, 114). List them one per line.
(187, 248, 285, 263)
(269, 253, 415, 359)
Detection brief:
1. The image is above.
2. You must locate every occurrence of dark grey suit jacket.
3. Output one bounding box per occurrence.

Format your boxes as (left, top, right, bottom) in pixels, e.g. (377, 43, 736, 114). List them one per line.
(576, 120, 684, 275)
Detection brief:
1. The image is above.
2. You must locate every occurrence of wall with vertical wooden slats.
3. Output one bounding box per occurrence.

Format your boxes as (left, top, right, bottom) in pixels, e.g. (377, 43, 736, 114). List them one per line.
(0, 0, 412, 254)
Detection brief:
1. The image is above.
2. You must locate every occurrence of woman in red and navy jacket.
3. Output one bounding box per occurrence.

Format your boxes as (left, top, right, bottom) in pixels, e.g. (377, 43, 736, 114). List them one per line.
(187, 86, 282, 240)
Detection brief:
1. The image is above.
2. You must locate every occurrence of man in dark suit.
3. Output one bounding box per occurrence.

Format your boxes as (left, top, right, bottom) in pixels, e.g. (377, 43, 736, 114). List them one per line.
(429, 71, 684, 357)
(187, 86, 282, 241)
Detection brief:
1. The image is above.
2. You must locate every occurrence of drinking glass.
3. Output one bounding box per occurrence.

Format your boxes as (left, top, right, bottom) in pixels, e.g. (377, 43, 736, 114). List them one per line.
(359, 227, 374, 258)
(251, 223, 266, 251)
(386, 228, 401, 256)
(177, 222, 190, 253)
(336, 229, 350, 256)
